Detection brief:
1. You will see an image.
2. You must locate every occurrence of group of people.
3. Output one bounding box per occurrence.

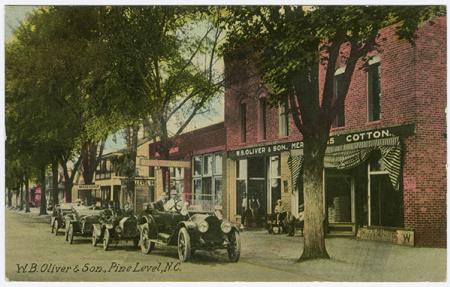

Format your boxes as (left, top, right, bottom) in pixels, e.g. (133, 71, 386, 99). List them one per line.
(240, 192, 304, 236)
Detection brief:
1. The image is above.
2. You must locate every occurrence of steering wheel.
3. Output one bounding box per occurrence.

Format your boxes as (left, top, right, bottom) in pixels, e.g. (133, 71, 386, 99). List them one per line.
(171, 200, 183, 212)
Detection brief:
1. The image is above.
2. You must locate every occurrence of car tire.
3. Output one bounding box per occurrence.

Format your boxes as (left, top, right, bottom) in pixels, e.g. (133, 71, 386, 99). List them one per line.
(92, 234, 98, 247)
(103, 229, 110, 251)
(140, 225, 155, 254)
(227, 230, 241, 262)
(178, 227, 191, 262)
(53, 220, 59, 236)
(64, 220, 70, 241)
(68, 224, 74, 245)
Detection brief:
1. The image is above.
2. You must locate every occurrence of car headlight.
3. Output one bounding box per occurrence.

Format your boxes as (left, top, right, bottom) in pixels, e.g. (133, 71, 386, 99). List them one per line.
(115, 226, 122, 233)
(198, 221, 209, 233)
(221, 221, 232, 233)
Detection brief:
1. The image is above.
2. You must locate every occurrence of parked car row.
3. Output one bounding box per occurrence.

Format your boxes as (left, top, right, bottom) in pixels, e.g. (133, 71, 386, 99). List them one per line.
(50, 200, 241, 263)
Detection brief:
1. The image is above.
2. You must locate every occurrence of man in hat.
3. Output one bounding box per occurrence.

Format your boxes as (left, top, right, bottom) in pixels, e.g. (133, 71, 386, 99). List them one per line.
(163, 189, 179, 211)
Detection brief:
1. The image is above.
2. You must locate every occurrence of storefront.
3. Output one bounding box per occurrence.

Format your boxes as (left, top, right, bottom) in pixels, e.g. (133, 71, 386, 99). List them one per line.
(227, 124, 414, 233)
(228, 142, 295, 227)
(289, 124, 413, 235)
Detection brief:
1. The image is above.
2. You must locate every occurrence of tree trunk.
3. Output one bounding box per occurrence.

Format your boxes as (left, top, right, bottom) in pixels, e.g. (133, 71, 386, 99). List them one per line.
(39, 167, 47, 215)
(124, 124, 139, 210)
(82, 141, 97, 185)
(300, 137, 330, 261)
(25, 178, 30, 213)
(52, 161, 59, 205)
(19, 181, 24, 211)
(7, 188, 12, 207)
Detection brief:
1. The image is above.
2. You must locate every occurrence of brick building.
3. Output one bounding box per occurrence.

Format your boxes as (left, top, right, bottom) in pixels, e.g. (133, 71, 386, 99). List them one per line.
(148, 122, 227, 215)
(223, 16, 446, 247)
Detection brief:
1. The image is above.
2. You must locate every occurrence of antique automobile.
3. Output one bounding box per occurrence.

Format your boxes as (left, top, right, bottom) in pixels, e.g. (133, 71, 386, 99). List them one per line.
(92, 208, 140, 251)
(50, 203, 73, 235)
(138, 201, 241, 262)
(64, 205, 103, 244)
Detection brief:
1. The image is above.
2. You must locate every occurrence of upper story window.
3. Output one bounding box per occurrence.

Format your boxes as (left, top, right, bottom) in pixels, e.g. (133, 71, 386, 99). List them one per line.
(240, 102, 247, 143)
(368, 58, 381, 122)
(259, 97, 267, 140)
(279, 100, 290, 137)
(332, 69, 346, 128)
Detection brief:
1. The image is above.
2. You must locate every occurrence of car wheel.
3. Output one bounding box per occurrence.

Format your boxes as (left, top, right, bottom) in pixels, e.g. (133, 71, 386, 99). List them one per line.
(103, 229, 110, 251)
(178, 227, 191, 262)
(68, 224, 74, 245)
(64, 220, 70, 241)
(92, 234, 98, 247)
(133, 237, 140, 248)
(140, 225, 155, 254)
(54, 220, 59, 236)
(227, 230, 241, 262)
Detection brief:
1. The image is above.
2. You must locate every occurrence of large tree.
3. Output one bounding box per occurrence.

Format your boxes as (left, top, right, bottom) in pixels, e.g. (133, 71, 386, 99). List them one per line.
(222, 6, 443, 260)
(93, 6, 224, 194)
(6, 7, 120, 204)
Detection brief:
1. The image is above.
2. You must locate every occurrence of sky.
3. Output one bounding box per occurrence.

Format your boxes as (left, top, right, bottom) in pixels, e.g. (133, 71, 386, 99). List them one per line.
(4, 5, 225, 154)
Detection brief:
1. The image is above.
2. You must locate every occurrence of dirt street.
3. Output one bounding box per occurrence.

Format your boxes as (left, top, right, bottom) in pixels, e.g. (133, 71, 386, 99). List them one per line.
(5, 210, 446, 281)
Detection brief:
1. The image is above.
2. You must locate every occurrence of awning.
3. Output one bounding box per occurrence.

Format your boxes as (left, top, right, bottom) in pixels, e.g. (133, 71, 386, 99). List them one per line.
(288, 136, 401, 191)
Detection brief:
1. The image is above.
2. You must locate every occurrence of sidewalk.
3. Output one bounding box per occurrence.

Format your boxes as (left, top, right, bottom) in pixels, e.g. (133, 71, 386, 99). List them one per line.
(240, 230, 447, 281)
(5, 207, 51, 224)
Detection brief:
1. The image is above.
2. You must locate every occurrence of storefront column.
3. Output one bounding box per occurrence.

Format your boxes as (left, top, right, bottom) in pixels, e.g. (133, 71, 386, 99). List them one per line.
(227, 159, 237, 222)
(367, 164, 371, 226)
(351, 177, 356, 223)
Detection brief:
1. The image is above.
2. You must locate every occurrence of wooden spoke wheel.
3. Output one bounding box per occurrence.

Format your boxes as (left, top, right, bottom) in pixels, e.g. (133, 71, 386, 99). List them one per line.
(140, 225, 155, 254)
(177, 227, 191, 262)
(68, 224, 74, 245)
(92, 234, 98, 247)
(103, 229, 110, 251)
(227, 230, 241, 262)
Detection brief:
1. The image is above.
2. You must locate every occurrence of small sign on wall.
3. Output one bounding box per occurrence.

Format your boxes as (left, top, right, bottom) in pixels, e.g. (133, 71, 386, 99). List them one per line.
(356, 226, 414, 246)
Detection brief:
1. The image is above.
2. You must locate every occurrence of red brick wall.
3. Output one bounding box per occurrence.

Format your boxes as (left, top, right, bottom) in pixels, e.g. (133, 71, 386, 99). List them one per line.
(148, 122, 226, 198)
(224, 17, 446, 247)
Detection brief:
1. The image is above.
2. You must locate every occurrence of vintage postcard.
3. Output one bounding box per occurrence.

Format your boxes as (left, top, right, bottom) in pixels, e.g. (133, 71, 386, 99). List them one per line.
(3, 3, 447, 283)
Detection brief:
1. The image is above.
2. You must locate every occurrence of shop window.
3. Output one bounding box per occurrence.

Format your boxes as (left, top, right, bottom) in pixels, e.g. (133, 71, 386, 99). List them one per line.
(325, 173, 352, 223)
(192, 153, 223, 211)
(332, 71, 345, 128)
(368, 152, 403, 227)
(279, 100, 289, 137)
(240, 103, 247, 142)
(170, 167, 184, 197)
(368, 62, 381, 122)
(193, 156, 202, 177)
(236, 159, 248, 218)
(259, 97, 267, 140)
(148, 166, 155, 178)
(269, 156, 281, 213)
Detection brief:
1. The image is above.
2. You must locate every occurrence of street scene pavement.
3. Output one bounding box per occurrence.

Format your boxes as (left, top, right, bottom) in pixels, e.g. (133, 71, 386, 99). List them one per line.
(5, 209, 447, 282)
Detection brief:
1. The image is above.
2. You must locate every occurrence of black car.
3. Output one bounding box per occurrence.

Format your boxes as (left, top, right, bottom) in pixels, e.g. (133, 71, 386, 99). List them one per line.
(64, 205, 103, 244)
(92, 208, 140, 251)
(50, 203, 73, 235)
(138, 201, 241, 262)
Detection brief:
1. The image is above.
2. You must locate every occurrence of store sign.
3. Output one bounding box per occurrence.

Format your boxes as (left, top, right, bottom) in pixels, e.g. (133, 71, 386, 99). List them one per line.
(77, 184, 100, 190)
(356, 227, 414, 246)
(229, 123, 415, 159)
(120, 178, 155, 187)
(140, 158, 191, 168)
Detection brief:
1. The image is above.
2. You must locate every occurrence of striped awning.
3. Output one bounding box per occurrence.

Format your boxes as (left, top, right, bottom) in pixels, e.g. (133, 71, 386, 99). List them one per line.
(288, 137, 402, 191)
